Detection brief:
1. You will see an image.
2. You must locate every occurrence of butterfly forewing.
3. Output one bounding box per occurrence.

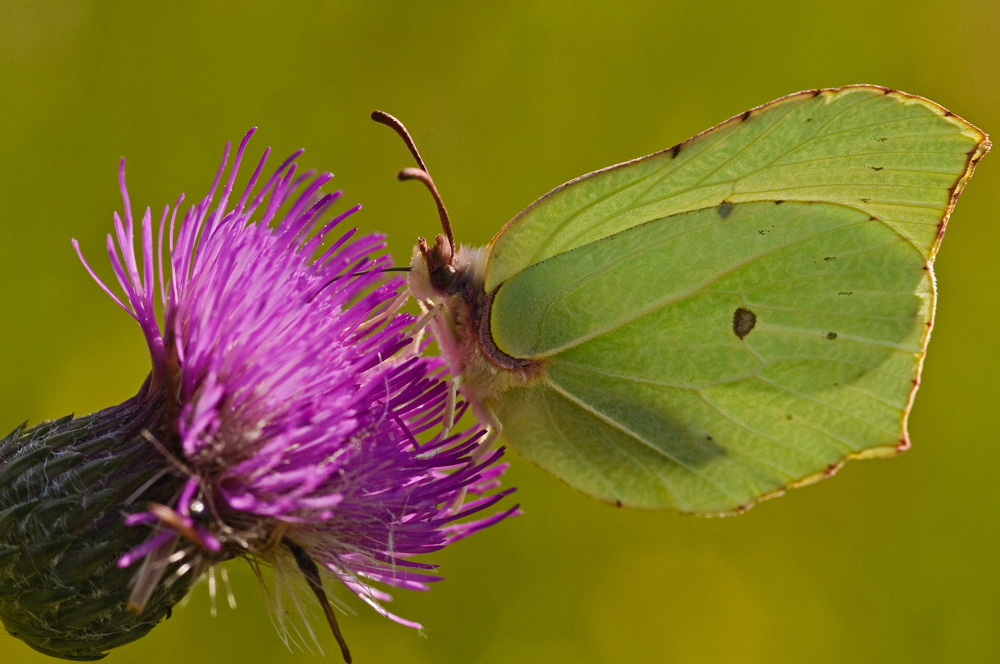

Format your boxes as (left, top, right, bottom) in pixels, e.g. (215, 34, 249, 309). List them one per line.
(485, 86, 987, 293)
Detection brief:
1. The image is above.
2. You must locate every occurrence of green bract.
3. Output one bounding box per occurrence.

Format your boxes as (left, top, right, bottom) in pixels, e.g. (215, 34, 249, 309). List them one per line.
(401, 86, 990, 515)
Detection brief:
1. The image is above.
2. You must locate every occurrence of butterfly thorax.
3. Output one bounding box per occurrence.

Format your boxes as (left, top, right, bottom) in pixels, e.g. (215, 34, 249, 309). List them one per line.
(408, 244, 546, 409)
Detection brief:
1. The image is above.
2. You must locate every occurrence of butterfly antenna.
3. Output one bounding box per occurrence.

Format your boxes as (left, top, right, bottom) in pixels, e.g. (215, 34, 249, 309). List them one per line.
(284, 538, 352, 663)
(371, 110, 428, 172)
(371, 110, 455, 255)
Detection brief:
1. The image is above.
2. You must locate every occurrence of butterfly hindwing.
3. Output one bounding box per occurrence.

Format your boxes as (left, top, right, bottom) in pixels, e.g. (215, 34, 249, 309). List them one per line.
(482, 86, 987, 513)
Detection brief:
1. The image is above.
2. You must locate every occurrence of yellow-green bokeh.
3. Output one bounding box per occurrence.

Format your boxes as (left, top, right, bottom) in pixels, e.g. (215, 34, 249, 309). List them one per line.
(1, 1, 998, 663)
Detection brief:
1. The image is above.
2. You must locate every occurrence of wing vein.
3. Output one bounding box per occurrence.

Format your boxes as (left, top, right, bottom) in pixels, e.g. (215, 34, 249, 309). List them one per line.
(691, 391, 835, 468)
(754, 376, 901, 439)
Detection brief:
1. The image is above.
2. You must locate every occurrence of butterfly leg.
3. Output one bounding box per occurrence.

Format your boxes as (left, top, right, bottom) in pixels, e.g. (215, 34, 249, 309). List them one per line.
(441, 379, 457, 439)
(403, 300, 444, 360)
(469, 402, 502, 463)
(441, 378, 501, 450)
(440, 400, 501, 514)
(410, 300, 441, 336)
(356, 289, 410, 335)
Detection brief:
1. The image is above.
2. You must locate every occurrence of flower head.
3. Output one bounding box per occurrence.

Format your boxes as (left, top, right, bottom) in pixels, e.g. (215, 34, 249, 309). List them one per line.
(0, 131, 516, 661)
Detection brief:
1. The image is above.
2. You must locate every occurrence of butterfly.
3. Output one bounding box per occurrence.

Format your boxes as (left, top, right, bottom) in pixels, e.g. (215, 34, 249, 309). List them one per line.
(374, 85, 990, 515)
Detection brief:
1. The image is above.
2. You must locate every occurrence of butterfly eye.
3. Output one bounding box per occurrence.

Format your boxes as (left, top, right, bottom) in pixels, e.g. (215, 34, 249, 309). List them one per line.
(430, 263, 458, 293)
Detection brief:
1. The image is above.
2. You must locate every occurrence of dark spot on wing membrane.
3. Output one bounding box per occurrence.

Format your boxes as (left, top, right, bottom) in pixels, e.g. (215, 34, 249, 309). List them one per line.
(826, 332, 838, 340)
(732, 308, 756, 340)
(717, 200, 734, 219)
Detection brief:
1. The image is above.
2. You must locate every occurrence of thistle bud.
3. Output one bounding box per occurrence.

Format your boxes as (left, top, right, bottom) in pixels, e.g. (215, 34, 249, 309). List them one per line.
(0, 389, 198, 660)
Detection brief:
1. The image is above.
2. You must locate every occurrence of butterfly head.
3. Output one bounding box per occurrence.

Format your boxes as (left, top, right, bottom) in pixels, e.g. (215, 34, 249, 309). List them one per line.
(417, 233, 457, 293)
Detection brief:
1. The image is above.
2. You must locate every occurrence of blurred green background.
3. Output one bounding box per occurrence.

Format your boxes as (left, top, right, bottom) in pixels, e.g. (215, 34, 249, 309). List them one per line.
(1, 1, 998, 662)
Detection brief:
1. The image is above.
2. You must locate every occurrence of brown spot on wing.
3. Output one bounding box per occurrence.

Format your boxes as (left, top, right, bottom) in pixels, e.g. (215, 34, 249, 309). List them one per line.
(733, 308, 756, 340)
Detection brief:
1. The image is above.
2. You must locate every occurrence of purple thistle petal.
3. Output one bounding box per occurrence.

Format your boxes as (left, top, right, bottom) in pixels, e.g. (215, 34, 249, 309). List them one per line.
(70, 132, 516, 650)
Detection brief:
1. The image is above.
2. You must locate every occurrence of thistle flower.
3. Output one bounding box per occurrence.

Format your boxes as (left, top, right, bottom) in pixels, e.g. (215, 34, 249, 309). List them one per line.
(0, 131, 517, 662)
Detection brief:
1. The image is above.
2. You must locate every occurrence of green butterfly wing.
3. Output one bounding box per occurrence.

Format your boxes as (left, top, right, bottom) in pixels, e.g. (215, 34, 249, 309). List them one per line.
(484, 86, 989, 514)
